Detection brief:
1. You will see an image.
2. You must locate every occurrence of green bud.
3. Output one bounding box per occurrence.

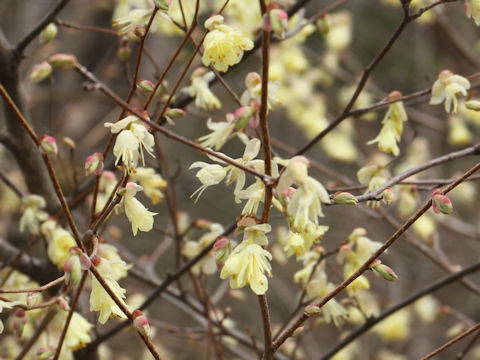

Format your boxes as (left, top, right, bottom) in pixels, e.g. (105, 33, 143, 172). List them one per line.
(40, 23, 58, 44)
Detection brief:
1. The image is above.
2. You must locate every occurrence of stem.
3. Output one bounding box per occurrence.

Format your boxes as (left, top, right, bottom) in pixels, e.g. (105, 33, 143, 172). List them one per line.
(0, 275, 65, 294)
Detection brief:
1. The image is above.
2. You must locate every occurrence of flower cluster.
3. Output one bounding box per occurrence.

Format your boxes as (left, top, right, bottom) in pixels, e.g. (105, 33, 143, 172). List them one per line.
(19, 194, 48, 235)
(183, 68, 221, 110)
(220, 220, 272, 295)
(368, 91, 408, 156)
(121, 182, 158, 236)
(202, 15, 254, 72)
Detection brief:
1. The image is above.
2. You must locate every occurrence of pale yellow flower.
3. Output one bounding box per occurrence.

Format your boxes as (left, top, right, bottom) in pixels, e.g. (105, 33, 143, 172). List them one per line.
(19, 194, 48, 235)
(47, 228, 77, 269)
(368, 92, 408, 156)
(202, 15, 254, 72)
(374, 309, 411, 342)
(189, 161, 227, 201)
(90, 258, 129, 324)
(183, 69, 221, 110)
(105, 115, 155, 170)
(131, 167, 167, 204)
(98, 243, 132, 280)
(429, 70, 470, 113)
(54, 311, 93, 350)
(122, 182, 157, 236)
(220, 240, 272, 295)
(466, 0, 480, 26)
(197, 117, 236, 151)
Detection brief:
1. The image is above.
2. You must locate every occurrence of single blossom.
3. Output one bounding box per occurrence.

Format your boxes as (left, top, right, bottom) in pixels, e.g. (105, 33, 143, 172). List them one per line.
(429, 70, 470, 113)
(89, 258, 130, 324)
(122, 182, 157, 236)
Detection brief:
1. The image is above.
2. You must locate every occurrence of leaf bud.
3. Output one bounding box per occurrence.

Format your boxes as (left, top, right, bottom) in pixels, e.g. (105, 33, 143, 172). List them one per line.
(40, 23, 58, 44)
(48, 53, 77, 70)
(132, 310, 151, 337)
(39, 135, 58, 156)
(370, 259, 398, 282)
(431, 189, 453, 215)
(29, 61, 52, 83)
(85, 152, 104, 176)
(332, 191, 358, 205)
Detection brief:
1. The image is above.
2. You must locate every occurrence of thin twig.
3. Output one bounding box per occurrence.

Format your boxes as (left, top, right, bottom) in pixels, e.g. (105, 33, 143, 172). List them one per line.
(14, 0, 70, 58)
(422, 323, 480, 360)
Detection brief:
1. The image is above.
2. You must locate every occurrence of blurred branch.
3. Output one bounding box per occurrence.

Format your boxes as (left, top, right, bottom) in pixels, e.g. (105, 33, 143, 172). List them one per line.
(13, 0, 70, 59)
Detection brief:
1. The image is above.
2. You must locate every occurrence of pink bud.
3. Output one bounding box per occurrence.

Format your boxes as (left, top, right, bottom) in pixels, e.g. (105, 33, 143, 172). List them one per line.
(332, 192, 358, 205)
(195, 219, 212, 230)
(370, 259, 398, 282)
(30, 61, 52, 83)
(13, 308, 27, 337)
(214, 236, 231, 269)
(233, 106, 255, 131)
(137, 79, 155, 93)
(48, 53, 77, 70)
(269, 9, 289, 39)
(39, 135, 58, 155)
(432, 189, 453, 215)
(133, 25, 146, 38)
(154, 0, 170, 10)
(132, 310, 151, 337)
(381, 187, 394, 205)
(85, 152, 104, 176)
(91, 255, 101, 267)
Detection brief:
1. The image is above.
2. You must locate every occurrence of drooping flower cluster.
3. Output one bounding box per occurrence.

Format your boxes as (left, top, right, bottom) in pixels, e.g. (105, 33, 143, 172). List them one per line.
(368, 91, 408, 156)
(41, 219, 77, 269)
(275, 156, 330, 257)
(89, 257, 130, 324)
(104, 114, 155, 171)
(220, 219, 273, 295)
(202, 15, 254, 72)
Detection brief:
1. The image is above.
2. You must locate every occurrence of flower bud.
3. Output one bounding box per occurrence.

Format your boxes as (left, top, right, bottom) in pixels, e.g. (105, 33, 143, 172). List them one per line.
(117, 46, 132, 62)
(137, 79, 155, 93)
(381, 187, 394, 205)
(26, 292, 41, 307)
(62, 137, 75, 150)
(370, 259, 398, 282)
(39, 135, 58, 156)
(133, 25, 146, 38)
(291, 326, 304, 337)
(432, 189, 453, 215)
(56, 296, 69, 311)
(40, 23, 58, 44)
(132, 310, 151, 337)
(154, 0, 170, 10)
(48, 53, 77, 70)
(465, 99, 480, 111)
(29, 61, 52, 83)
(64, 250, 83, 287)
(214, 236, 231, 268)
(13, 308, 27, 337)
(195, 219, 212, 230)
(332, 191, 358, 205)
(304, 304, 321, 316)
(85, 152, 104, 176)
(269, 9, 289, 39)
(233, 106, 255, 131)
(36, 346, 56, 360)
(165, 108, 186, 119)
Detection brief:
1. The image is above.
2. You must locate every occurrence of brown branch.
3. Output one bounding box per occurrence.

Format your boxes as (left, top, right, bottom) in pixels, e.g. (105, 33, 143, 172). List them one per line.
(422, 323, 480, 360)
